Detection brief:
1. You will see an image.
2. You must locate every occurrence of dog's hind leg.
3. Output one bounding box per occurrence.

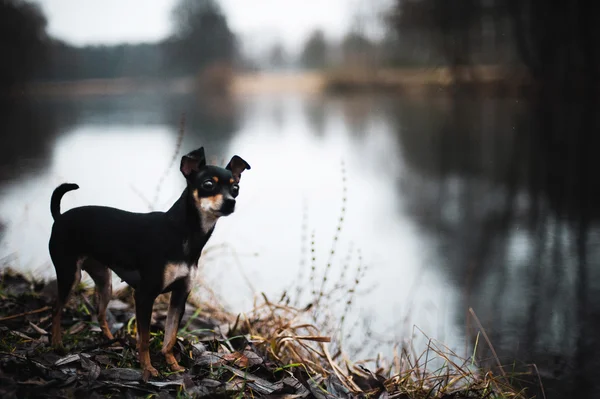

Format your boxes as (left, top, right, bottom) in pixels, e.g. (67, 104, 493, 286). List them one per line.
(50, 254, 82, 350)
(82, 259, 114, 340)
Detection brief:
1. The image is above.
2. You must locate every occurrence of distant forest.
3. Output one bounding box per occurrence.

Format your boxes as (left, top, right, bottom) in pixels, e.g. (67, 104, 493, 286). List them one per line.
(1, 0, 237, 88)
(2, 0, 598, 93)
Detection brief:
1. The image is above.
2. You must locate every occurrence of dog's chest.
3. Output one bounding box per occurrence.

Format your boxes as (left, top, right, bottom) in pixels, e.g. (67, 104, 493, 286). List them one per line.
(162, 262, 197, 291)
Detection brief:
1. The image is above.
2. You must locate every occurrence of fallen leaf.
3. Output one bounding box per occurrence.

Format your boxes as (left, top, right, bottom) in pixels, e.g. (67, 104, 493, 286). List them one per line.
(54, 354, 80, 367)
(94, 355, 112, 366)
(242, 349, 263, 366)
(28, 322, 48, 335)
(191, 342, 207, 357)
(222, 352, 249, 368)
(10, 330, 34, 341)
(145, 379, 184, 388)
(67, 321, 87, 335)
(225, 378, 246, 392)
(222, 365, 285, 395)
(194, 351, 224, 366)
(89, 325, 102, 333)
(200, 378, 222, 388)
(100, 368, 143, 382)
(81, 355, 101, 382)
(17, 377, 47, 386)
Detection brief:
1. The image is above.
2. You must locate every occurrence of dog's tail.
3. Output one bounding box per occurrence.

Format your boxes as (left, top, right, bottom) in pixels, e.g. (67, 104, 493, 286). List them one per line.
(51, 183, 79, 221)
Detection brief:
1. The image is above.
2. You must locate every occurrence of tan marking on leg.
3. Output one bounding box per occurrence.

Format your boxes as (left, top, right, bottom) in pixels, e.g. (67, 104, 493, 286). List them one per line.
(83, 259, 114, 340)
(138, 327, 158, 379)
(135, 294, 158, 379)
(161, 288, 190, 372)
(162, 310, 183, 371)
(51, 308, 64, 349)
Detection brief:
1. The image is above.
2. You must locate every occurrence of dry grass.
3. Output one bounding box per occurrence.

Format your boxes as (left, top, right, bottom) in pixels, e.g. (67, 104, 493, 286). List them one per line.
(0, 263, 539, 398)
(229, 298, 536, 398)
(205, 160, 538, 398)
(232, 71, 325, 95)
(323, 66, 531, 97)
(20, 65, 531, 99)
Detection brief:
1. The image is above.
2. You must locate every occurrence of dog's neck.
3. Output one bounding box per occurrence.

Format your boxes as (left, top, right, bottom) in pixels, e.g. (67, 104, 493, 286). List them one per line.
(166, 187, 216, 263)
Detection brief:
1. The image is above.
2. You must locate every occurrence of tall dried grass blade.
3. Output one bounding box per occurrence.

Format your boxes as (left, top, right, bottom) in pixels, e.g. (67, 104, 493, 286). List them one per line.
(468, 307, 505, 377)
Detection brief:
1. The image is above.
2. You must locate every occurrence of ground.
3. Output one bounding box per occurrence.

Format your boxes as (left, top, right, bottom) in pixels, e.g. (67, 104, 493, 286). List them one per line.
(0, 269, 534, 398)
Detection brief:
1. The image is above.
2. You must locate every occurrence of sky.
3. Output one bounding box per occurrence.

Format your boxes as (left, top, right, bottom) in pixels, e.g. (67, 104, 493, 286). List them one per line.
(32, 0, 393, 55)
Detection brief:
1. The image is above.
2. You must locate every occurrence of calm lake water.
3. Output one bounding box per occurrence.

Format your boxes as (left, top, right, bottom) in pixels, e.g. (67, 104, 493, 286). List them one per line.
(1, 91, 599, 398)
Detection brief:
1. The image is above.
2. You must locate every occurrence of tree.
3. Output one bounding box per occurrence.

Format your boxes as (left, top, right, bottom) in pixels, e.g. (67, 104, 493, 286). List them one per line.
(0, 0, 49, 91)
(341, 31, 376, 66)
(390, 0, 600, 91)
(169, 0, 236, 75)
(300, 30, 328, 70)
(268, 43, 287, 69)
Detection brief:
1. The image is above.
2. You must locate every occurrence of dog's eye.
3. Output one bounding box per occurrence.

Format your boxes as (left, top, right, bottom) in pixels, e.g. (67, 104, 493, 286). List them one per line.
(231, 184, 239, 196)
(201, 180, 215, 190)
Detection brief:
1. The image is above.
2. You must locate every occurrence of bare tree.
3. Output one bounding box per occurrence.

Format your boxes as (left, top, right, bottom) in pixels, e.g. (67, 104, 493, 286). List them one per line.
(169, 0, 236, 75)
(0, 0, 48, 91)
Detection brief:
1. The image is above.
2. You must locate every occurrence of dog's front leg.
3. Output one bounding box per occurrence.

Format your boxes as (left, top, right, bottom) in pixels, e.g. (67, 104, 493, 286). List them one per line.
(134, 291, 159, 379)
(161, 287, 190, 372)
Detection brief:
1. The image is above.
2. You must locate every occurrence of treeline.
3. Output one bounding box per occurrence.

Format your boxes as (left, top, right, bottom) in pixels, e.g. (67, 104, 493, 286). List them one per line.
(389, 0, 600, 90)
(1, 0, 236, 88)
(291, 0, 600, 90)
(43, 42, 167, 81)
(266, 29, 400, 71)
(4, 0, 597, 91)
(0, 0, 48, 90)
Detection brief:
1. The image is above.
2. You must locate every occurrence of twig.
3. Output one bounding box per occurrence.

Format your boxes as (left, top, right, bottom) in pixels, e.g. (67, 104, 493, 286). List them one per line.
(0, 351, 51, 370)
(0, 306, 51, 322)
(531, 363, 547, 399)
(129, 184, 154, 211)
(77, 337, 127, 353)
(151, 112, 186, 208)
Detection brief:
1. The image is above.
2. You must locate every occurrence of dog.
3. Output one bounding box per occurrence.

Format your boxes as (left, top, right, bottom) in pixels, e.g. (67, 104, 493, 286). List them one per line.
(48, 147, 250, 378)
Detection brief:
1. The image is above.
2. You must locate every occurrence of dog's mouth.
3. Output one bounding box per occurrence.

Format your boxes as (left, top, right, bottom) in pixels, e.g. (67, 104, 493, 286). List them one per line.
(217, 208, 234, 216)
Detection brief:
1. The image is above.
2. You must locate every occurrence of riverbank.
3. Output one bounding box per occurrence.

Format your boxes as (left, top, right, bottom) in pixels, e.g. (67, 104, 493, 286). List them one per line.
(0, 268, 534, 398)
(16, 66, 529, 98)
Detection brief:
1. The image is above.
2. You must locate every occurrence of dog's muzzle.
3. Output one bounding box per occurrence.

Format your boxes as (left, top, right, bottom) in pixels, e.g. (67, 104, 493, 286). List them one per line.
(220, 198, 236, 215)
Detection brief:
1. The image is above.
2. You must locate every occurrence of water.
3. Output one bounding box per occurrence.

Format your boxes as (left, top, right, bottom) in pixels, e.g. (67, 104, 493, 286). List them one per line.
(1, 91, 598, 398)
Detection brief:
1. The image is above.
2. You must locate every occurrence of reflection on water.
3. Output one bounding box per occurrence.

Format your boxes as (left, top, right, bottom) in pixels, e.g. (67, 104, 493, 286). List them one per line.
(0, 92, 598, 398)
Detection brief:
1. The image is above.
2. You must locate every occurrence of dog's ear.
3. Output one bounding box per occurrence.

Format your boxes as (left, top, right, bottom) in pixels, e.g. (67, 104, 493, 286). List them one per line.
(226, 155, 251, 183)
(180, 147, 206, 178)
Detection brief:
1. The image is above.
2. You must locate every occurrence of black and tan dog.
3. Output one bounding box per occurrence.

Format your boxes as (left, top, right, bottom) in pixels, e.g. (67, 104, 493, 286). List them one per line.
(48, 147, 250, 377)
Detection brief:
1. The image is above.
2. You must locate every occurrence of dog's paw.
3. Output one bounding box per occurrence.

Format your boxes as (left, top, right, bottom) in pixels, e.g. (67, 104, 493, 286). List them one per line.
(100, 325, 114, 340)
(164, 352, 185, 373)
(169, 362, 186, 373)
(142, 366, 159, 382)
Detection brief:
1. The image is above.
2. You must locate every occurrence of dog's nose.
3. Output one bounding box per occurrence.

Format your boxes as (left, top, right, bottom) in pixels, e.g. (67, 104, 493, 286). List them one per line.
(221, 198, 236, 214)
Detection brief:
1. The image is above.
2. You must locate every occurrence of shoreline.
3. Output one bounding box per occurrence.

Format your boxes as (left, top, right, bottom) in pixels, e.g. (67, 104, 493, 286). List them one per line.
(0, 268, 536, 398)
(16, 67, 529, 98)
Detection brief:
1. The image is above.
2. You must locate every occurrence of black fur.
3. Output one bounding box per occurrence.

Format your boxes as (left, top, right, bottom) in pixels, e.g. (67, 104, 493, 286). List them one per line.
(48, 147, 250, 377)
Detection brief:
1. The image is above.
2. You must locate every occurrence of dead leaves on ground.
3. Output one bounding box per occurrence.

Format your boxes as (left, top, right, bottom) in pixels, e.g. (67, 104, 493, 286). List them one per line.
(0, 269, 532, 399)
